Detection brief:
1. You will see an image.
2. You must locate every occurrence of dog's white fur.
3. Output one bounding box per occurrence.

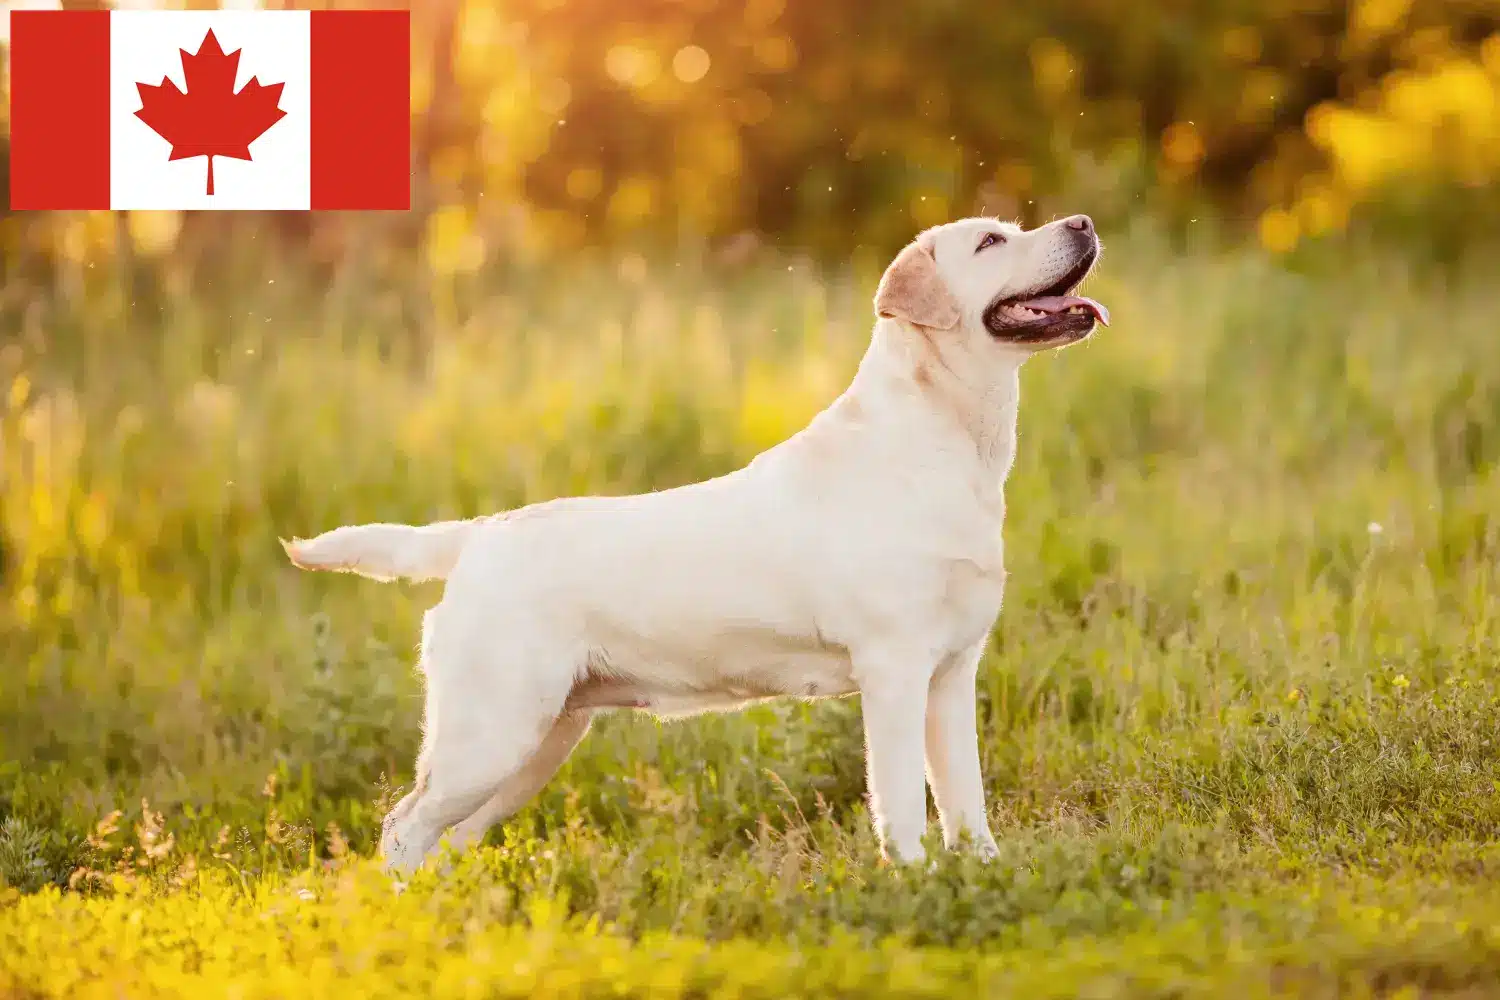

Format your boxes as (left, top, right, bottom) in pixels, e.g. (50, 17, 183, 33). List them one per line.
(284, 215, 1104, 873)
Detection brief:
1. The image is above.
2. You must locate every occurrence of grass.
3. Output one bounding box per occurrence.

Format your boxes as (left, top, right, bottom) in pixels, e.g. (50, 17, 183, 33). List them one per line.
(3, 216, 1500, 996)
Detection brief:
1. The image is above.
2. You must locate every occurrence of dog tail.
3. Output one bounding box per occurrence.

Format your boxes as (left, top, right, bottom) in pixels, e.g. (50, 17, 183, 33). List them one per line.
(280, 518, 483, 583)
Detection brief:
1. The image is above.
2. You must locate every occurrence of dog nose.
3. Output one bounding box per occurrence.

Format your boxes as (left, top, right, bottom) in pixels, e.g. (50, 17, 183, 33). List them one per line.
(1064, 214, 1094, 234)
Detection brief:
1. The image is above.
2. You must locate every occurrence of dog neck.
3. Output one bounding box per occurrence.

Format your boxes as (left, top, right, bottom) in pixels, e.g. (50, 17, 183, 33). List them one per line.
(852, 319, 1023, 491)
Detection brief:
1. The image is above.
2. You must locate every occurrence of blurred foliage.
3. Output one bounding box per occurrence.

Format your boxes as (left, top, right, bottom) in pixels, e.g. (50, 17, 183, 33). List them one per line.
(2, 0, 1499, 276)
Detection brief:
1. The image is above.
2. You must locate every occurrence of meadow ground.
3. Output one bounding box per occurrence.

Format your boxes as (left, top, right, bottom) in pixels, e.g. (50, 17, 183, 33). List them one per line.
(3, 219, 1500, 997)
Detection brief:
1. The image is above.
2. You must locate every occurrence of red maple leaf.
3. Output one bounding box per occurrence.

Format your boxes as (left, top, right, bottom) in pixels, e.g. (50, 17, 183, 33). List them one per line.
(134, 29, 286, 197)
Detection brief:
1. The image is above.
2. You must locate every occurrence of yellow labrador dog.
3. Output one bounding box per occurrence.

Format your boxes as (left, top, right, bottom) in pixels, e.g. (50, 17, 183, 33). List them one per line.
(283, 215, 1107, 874)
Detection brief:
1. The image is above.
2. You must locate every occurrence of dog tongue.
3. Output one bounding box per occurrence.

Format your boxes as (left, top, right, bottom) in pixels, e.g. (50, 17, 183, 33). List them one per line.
(1015, 295, 1110, 326)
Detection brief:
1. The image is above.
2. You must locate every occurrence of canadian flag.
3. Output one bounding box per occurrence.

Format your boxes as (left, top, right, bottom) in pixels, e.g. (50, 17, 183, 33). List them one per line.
(8, 9, 410, 210)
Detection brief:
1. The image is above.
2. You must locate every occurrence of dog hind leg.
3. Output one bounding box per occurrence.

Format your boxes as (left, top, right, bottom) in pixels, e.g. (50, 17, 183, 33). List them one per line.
(444, 709, 594, 854)
(379, 604, 578, 876)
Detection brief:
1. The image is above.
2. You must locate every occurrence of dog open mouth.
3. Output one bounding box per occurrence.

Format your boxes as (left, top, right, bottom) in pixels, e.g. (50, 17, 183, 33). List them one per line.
(983, 249, 1109, 343)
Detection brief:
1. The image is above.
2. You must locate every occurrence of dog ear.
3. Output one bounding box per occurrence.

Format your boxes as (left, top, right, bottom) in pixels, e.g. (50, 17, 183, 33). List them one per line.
(874, 242, 961, 330)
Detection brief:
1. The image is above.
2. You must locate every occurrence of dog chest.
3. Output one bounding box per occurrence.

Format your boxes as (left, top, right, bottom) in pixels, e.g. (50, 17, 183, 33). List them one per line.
(934, 547, 1008, 654)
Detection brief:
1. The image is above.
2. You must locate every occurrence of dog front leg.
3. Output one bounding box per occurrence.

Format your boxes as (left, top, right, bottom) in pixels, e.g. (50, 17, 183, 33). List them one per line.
(856, 660, 933, 865)
(925, 641, 999, 857)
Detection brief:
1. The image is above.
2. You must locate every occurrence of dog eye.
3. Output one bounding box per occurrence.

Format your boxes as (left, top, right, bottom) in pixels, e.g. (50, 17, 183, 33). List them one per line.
(976, 232, 1004, 252)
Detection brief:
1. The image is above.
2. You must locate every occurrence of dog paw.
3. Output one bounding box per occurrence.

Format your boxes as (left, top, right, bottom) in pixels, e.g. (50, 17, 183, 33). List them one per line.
(877, 848, 929, 871)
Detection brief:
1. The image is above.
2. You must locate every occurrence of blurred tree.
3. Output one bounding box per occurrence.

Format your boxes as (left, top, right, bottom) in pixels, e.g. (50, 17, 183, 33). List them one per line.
(0, 0, 1497, 277)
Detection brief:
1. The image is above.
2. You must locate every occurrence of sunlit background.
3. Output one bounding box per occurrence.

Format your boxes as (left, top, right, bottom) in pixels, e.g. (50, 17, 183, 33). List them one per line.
(4, 0, 1499, 267)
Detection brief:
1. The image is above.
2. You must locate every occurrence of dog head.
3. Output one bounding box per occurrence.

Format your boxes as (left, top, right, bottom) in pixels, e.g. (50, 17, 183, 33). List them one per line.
(874, 215, 1108, 355)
